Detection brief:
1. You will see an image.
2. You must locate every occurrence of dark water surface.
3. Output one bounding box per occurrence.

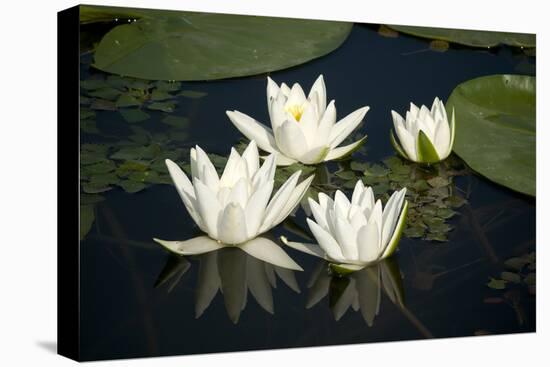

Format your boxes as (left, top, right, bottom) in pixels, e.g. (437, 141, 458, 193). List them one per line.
(79, 24, 536, 360)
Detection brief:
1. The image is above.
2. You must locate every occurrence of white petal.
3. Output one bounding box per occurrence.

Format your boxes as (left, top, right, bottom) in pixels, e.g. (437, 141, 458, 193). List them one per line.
(193, 178, 221, 238)
(153, 236, 224, 255)
(267, 77, 280, 111)
(260, 171, 300, 232)
(252, 154, 276, 190)
(226, 110, 277, 153)
(298, 146, 329, 164)
(316, 100, 336, 147)
(165, 159, 204, 228)
(329, 106, 369, 148)
(324, 135, 367, 161)
(334, 190, 351, 218)
(241, 140, 260, 178)
(217, 203, 249, 244)
(357, 221, 380, 262)
(195, 146, 220, 191)
(396, 125, 417, 161)
(308, 74, 326, 113)
(239, 237, 303, 271)
(275, 121, 309, 160)
(280, 236, 326, 259)
(279, 83, 291, 97)
(227, 178, 249, 208)
(351, 180, 364, 205)
(381, 188, 406, 247)
(219, 148, 243, 187)
(270, 174, 315, 227)
(245, 180, 274, 237)
(195, 252, 220, 318)
(433, 115, 451, 158)
(359, 186, 375, 212)
(318, 192, 334, 211)
(307, 218, 345, 261)
(334, 216, 359, 260)
(391, 110, 405, 131)
(298, 102, 319, 147)
(285, 83, 307, 108)
(350, 210, 368, 232)
(410, 102, 420, 118)
(308, 197, 330, 231)
(269, 94, 287, 132)
(274, 152, 298, 166)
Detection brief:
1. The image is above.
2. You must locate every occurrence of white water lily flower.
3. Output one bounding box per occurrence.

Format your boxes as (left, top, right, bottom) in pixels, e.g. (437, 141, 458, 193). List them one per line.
(282, 181, 408, 272)
(390, 97, 455, 163)
(306, 259, 404, 325)
(226, 75, 370, 166)
(153, 140, 314, 270)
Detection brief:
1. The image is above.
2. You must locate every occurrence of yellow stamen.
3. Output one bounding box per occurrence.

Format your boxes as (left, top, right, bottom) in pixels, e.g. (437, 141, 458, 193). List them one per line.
(285, 105, 305, 122)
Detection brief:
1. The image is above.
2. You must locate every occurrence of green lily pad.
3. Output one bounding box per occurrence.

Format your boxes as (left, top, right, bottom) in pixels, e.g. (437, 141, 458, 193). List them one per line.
(92, 10, 352, 81)
(119, 108, 150, 123)
(147, 102, 176, 113)
(447, 75, 535, 196)
(387, 25, 535, 48)
(487, 277, 507, 290)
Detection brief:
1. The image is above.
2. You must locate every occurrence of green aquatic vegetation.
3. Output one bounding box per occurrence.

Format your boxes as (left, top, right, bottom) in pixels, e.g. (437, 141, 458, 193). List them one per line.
(447, 74, 535, 197)
(80, 73, 209, 126)
(327, 155, 468, 242)
(87, 7, 352, 81)
(486, 252, 535, 295)
(386, 25, 535, 48)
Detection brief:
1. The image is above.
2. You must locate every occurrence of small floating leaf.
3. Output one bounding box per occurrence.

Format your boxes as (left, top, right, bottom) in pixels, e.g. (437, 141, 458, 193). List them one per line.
(117, 180, 148, 193)
(487, 277, 507, 290)
(116, 93, 141, 108)
(119, 108, 150, 123)
(147, 101, 176, 112)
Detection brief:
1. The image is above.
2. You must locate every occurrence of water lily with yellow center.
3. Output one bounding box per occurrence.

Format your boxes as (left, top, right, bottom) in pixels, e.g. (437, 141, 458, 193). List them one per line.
(226, 75, 370, 165)
(282, 181, 408, 272)
(153, 140, 314, 271)
(390, 97, 455, 163)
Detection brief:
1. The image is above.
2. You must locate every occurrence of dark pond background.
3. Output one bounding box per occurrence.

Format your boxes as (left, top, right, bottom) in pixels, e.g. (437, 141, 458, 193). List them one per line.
(79, 22, 536, 361)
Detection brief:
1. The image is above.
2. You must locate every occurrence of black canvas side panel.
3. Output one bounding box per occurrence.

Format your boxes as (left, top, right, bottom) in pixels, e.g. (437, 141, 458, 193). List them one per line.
(57, 5, 80, 362)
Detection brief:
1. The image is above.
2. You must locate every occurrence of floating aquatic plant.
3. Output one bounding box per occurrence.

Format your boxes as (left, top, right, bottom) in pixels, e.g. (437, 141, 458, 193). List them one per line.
(282, 181, 407, 272)
(390, 97, 455, 164)
(227, 75, 369, 165)
(153, 141, 314, 270)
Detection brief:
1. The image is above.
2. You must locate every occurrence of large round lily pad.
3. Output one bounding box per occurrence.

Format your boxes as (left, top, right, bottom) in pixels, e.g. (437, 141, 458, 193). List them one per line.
(447, 75, 536, 196)
(92, 10, 352, 81)
(387, 25, 535, 48)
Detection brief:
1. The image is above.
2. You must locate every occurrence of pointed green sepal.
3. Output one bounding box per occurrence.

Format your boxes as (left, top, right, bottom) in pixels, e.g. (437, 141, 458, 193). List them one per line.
(381, 200, 409, 259)
(416, 130, 441, 163)
(390, 130, 409, 160)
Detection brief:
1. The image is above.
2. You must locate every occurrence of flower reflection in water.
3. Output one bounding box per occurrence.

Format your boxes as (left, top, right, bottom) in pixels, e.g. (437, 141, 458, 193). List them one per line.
(155, 240, 300, 324)
(306, 258, 404, 326)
